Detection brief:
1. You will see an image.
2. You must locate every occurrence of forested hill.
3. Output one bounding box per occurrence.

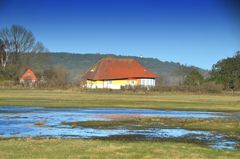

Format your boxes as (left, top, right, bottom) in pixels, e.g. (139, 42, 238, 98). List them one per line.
(20, 52, 208, 85)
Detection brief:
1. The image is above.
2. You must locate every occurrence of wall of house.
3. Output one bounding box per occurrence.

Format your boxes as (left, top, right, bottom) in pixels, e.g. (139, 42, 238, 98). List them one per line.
(19, 78, 36, 84)
(86, 78, 155, 89)
(140, 78, 155, 87)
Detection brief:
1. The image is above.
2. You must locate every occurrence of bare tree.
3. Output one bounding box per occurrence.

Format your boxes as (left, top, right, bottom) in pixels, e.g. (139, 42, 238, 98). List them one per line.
(0, 25, 47, 64)
(0, 39, 7, 68)
(32, 42, 48, 53)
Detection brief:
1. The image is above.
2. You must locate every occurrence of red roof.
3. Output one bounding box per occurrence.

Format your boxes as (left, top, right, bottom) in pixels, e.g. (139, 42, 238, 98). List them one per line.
(21, 68, 37, 81)
(82, 57, 158, 80)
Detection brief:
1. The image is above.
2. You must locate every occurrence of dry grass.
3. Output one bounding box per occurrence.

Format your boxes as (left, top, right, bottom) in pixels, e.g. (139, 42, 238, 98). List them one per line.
(35, 121, 45, 126)
(0, 89, 239, 112)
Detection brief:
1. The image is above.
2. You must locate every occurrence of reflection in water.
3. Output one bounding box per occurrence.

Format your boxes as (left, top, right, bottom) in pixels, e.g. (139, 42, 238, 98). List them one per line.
(0, 106, 237, 150)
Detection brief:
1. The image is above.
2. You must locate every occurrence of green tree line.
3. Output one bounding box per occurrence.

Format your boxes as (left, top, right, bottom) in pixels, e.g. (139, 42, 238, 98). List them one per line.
(182, 51, 240, 91)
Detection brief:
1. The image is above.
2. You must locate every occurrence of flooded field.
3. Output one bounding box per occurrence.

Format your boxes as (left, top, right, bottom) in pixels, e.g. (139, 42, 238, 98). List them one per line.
(0, 106, 239, 150)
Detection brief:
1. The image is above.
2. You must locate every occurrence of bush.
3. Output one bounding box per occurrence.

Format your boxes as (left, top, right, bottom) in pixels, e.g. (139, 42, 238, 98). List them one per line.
(200, 82, 224, 93)
(0, 80, 15, 88)
(183, 70, 204, 86)
(151, 81, 223, 93)
(39, 65, 70, 88)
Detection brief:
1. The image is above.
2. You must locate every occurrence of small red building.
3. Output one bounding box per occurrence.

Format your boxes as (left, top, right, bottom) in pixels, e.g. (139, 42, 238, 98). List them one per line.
(20, 68, 37, 85)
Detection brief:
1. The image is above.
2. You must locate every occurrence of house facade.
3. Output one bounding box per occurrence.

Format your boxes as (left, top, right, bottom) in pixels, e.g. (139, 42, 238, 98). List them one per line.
(20, 68, 37, 86)
(81, 57, 158, 89)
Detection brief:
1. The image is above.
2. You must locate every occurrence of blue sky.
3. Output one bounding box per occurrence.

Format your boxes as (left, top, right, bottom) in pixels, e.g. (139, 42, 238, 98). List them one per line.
(0, 0, 239, 69)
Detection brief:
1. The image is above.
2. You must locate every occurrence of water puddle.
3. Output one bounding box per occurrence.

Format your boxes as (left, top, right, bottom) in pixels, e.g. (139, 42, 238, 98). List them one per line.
(0, 106, 238, 150)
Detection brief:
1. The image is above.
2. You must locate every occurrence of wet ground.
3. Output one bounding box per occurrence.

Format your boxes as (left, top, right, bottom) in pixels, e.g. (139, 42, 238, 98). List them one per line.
(0, 106, 238, 150)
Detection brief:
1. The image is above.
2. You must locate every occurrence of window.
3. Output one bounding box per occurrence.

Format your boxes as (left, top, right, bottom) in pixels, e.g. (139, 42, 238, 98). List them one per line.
(150, 79, 153, 86)
(146, 79, 149, 86)
(129, 80, 134, 85)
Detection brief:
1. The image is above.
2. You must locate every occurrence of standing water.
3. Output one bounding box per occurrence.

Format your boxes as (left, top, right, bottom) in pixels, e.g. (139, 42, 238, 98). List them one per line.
(0, 106, 237, 150)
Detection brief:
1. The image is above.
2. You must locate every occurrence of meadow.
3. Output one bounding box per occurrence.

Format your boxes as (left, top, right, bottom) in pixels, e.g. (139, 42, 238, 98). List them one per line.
(1, 138, 240, 159)
(0, 89, 240, 159)
(0, 89, 240, 112)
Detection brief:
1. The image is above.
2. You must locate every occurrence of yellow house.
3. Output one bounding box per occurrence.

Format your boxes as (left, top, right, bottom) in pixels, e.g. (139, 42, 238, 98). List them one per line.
(81, 57, 158, 89)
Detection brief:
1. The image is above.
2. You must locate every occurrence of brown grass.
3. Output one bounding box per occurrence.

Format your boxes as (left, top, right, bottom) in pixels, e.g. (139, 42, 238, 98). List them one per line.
(35, 121, 45, 126)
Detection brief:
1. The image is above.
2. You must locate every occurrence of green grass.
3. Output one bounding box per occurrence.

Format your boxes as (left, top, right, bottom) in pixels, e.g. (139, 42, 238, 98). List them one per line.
(0, 89, 240, 112)
(0, 138, 240, 159)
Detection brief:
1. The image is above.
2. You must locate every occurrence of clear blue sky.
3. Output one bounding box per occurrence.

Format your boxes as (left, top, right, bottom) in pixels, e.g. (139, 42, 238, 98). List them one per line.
(0, 0, 239, 69)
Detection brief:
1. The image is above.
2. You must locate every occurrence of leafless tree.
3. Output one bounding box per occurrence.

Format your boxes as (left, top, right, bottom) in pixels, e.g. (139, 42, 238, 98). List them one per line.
(0, 25, 47, 64)
(0, 39, 7, 68)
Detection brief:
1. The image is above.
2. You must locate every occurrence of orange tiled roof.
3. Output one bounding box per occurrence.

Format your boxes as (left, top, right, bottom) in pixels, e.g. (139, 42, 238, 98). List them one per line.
(82, 57, 158, 80)
(21, 68, 37, 80)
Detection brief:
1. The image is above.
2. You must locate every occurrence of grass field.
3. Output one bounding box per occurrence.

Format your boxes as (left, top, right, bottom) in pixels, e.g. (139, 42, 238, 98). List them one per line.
(0, 89, 240, 159)
(0, 89, 240, 112)
(1, 138, 240, 159)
